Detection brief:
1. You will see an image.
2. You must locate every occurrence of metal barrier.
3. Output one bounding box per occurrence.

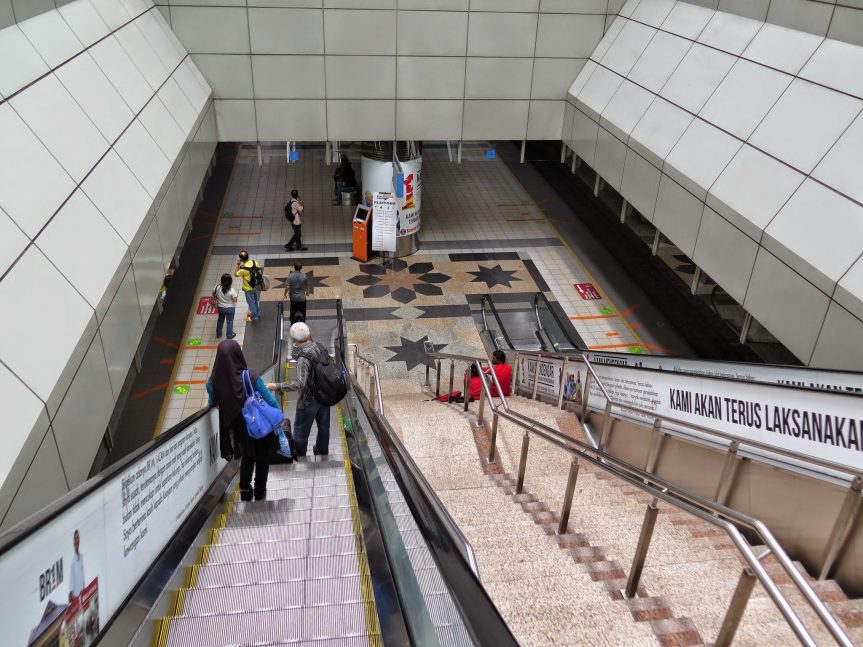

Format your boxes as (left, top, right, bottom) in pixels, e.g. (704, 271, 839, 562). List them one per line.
(423, 344, 854, 647)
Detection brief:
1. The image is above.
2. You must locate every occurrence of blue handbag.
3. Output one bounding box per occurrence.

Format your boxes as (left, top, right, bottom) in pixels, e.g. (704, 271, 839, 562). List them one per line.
(241, 370, 284, 439)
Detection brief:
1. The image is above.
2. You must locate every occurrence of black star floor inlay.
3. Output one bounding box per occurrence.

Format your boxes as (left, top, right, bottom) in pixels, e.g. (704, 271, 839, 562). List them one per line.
(384, 336, 447, 371)
(468, 264, 521, 288)
(274, 269, 329, 291)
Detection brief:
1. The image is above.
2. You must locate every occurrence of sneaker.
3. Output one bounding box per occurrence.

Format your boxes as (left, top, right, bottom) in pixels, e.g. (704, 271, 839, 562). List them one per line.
(227, 333, 236, 339)
(216, 334, 222, 339)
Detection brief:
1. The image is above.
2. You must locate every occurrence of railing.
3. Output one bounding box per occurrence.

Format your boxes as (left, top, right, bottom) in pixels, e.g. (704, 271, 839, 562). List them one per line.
(480, 294, 517, 351)
(423, 345, 854, 647)
(534, 291, 581, 352)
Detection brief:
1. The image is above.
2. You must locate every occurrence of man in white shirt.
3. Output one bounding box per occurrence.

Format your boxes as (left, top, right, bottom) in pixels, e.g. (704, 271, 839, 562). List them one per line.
(69, 529, 84, 602)
(284, 189, 308, 251)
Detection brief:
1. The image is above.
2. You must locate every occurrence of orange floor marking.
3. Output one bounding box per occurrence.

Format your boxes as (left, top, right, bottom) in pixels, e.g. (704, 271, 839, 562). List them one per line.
(216, 231, 261, 236)
(159, 359, 174, 365)
(174, 380, 207, 386)
(587, 342, 642, 350)
(645, 343, 677, 354)
(153, 336, 179, 350)
(130, 382, 169, 400)
(605, 332, 619, 337)
(570, 314, 618, 320)
(620, 305, 641, 318)
(193, 366, 209, 371)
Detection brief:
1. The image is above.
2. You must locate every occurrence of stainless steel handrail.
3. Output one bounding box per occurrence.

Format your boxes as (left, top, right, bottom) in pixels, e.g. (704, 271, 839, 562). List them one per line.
(346, 343, 479, 576)
(424, 345, 853, 647)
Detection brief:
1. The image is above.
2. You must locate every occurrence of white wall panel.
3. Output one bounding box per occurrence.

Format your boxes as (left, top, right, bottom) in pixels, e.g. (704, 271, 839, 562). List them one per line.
(139, 96, 185, 163)
(526, 100, 564, 140)
(154, 181, 181, 268)
(0, 208, 27, 277)
(744, 249, 829, 362)
(115, 20, 171, 90)
(837, 258, 863, 323)
(660, 43, 735, 113)
(663, 118, 741, 200)
(193, 54, 253, 98)
(56, 52, 135, 143)
(600, 19, 655, 76)
(135, 9, 183, 70)
(535, 13, 604, 58)
(692, 207, 758, 303)
(531, 58, 586, 100)
(396, 57, 465, 99)
(600, 79, 653, 141)
(396, 100, 463, 140)
(620, 147, 661, 220)
(18, 7, 82, 67)
(0, 103, 75, 238)
(766, 0, 833, 37)
(256, 99, 327, 140)
(132, 216, 165, 322)
(813, 112, 863, 207)
(0, 1, 15, 31)
(327, 99, 395, 140)
(160, 77, 198, 133)
(577, 65, 623, 121)
(325, 10, 395, 55)
(800, 39, 863, 99)
(463, 100, 529, 140)
(467, 12, 538, 58)
(170, 6, 249, 53)
(465, 58, 533, 100)
(89, 35, 154, 112)
(661, 2, 714, 39)
(214, 99, 257, 140)
(828, 6, 863, 48)
(570, 107, 599, 165)
(741, 23, 822, 75)
(83, 150, 154, 245)
(252, 55, 324, 99)
(0, 247, 94, 402)
(326, 56, 395, 99)
(0, 25, 49, 97)
(628, 31, 692, 93)
(115, 118, 173, 198)
(810, 304, 863, 371)
(249, 8, 324, 54)
(1, 430, 68, 531)
(176, 58, 212, 109)
(51, 332, 115, 487)
(90, 0, 134, 29)
(653, 175, 704, 256)
(628, 97, 692, 168)
(697, 10, 760, 55)
(36, 191, 130, 320)
(593, 126, 626, 191)
(396, 11, 467, 56)
(630, 0, 675, 27)
(11, 74, 109, 183)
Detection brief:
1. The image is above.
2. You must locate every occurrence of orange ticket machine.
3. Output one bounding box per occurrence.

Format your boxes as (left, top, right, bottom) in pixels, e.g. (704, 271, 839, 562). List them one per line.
(352, 205, 373, 262)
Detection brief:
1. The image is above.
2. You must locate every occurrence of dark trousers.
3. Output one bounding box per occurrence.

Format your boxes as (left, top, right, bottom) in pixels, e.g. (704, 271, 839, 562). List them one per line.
(286, 224, 302, 249)
(240, 455, 269, 501)
(289, 300, 307, 324)
(294, 399, 331, 456)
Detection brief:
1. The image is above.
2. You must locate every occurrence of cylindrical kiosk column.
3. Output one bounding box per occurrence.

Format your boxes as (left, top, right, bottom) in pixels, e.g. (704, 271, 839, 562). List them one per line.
(360, 142, 422, 258)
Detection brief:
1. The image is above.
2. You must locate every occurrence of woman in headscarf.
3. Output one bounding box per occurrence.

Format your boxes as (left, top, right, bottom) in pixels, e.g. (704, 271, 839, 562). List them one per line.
(206, 339, 280, 501)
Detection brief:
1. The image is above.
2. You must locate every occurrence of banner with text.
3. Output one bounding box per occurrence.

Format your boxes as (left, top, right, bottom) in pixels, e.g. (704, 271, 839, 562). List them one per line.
(371, 192, 397, 252)
(0, 410, 226, 646)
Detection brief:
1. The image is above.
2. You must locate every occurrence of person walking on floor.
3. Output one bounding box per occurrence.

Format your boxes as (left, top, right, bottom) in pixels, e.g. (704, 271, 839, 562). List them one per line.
(284, 189, 307, 251)
(267, 322, 330, 457)
(235, 250, 262, 322)
(213, 273, 238, 339)
(285, 261, 310, 324)
(333, 155, 357, 205)
(207, 339, 279, 501)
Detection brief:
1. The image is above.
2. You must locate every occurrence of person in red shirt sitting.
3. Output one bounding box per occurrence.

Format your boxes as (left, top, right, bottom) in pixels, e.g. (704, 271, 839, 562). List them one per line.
(467, 363, 483, 401)
(488, 350, 512, 397)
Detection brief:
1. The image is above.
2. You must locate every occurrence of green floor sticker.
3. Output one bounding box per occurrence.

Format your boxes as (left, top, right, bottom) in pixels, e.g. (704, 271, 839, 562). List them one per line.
(629, 346, 644, 354)
(173, 384, 190, 395)
(187, 338, 202, 346)
(600, 307, 614, 315)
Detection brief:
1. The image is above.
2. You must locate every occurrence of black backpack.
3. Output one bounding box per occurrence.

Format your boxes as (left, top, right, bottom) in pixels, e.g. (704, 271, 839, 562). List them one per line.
(303, 344, 347, 406)
(284, 199, 295, 222)
(246, 261, 264, 289)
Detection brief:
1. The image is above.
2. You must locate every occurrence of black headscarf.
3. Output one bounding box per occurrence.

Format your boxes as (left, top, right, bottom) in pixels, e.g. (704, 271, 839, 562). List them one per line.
(211, 340, 258, 425)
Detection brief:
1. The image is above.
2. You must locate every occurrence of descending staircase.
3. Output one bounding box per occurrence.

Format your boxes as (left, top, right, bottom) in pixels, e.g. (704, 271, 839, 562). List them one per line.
(383, 379, 863, 646)
(152, 420, 385, 647)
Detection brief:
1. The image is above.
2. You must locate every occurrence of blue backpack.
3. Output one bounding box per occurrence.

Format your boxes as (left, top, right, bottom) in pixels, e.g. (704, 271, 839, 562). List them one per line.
(241, 370, 284, 439)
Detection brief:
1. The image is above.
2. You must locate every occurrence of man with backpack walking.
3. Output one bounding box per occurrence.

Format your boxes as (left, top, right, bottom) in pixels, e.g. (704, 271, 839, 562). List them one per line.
(267, 322, 346, 457)
(235, 250, 263, 323)
(284, 261, 310, 324)
(284, 189, 308, 251)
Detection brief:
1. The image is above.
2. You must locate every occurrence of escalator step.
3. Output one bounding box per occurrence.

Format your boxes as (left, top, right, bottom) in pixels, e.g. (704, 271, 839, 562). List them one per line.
(224, 509, 313, 528)
(214, 519, 355, 545)
(163, 602, 372, 646)
(191, 555, 359, 588)
(202, 535, 357, 564)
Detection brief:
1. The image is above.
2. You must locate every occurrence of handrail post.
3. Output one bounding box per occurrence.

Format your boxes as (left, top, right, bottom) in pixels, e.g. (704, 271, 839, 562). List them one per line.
(557, 459, 580, 534)
(516, 432, 530, 494)
(644, 418, 664, 473)
(557, 357, 568, 409)
(715, 568, 756, 647)
(512, 353, 520, 396)
(580, 370, 591, 422)
(819, 475, 863, 580)
(463, 369, 470, 412)
(623, 498, 658, 598)
(531, 358, 540, 400)
(477, 376, 486, 425)
(448, 360, 455, 402)
(425, 361, 430, 388)
(435, 360, 442, 398)
(487, 414, 499, 464)
(714, 441, 740, 506)
(599, 401, 613, 451)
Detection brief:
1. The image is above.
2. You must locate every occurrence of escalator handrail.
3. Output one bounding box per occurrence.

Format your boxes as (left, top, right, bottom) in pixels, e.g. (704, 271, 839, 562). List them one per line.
(424, 347, 853, 647)
(533, 291, 582, 350)
(480, 294, 516, 350)
(337, 350, 518, 646)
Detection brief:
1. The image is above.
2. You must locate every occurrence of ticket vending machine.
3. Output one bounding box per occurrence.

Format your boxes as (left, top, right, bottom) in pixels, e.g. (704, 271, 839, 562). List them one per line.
(352, 204, 373, 262)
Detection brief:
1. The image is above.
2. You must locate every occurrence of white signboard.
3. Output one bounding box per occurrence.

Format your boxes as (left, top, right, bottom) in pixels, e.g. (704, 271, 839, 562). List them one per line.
(397, 158, 421, 238)
(0, 411, 226, 646)
(516, 356, 863, 475)
(371, 192, 397, 252)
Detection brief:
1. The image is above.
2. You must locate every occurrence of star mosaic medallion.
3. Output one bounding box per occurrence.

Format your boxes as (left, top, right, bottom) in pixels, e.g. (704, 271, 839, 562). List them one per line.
(274, 269, 329, 291)
(384, 335, 447, 371)
(468, 264, 521, 288)
(347, 259, 452, 304)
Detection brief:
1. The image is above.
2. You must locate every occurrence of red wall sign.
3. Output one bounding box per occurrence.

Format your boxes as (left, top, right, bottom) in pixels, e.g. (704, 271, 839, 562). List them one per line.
(574, 283, 601, 300)
(197, 297, 218, 315)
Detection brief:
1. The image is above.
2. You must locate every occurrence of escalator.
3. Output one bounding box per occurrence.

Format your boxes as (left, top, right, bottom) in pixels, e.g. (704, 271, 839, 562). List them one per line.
(480, 292, 583, 353)
(0, 302, 516, 647)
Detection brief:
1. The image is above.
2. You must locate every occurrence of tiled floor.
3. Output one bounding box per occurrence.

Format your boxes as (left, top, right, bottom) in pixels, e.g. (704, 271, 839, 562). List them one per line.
(159, 142, 678, 431)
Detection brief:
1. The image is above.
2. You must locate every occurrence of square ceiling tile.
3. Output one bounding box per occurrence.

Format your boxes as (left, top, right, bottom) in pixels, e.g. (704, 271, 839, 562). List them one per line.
(749, 79, 862, 174)
(628, 30, 692, 94)
(576, 65, 624, 121)
(58, 0, 111, 48)
(660, 43, 736, 114)
(600, 20, 655, 77)
(664, 118, 742, 200)
(114, 20, 169, 91)
(629, 96, 694, 167)
(800, 39, 863, 99)
(89, 35, 153, 113)
(600, 79, 654, 141)
(741, 22, 822, 75)
(698, 11, 761, 55)
(0, 25, 49, 97)
(18, 8, 83, 68)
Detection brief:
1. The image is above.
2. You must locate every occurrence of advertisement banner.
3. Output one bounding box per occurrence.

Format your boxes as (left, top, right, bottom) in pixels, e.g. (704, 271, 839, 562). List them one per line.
(516, 355, 863, 474)
(371, 192, 397, 253)
(0, 411, 225, 646)
(396, 158, 421, 238)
